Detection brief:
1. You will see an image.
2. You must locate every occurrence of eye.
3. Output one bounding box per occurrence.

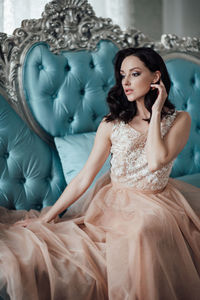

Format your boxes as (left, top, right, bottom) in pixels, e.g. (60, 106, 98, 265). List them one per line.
(132, 72, 140, 77)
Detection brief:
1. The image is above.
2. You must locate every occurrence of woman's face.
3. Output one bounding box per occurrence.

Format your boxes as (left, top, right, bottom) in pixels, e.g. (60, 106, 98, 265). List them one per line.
(120, 55, 159, 102)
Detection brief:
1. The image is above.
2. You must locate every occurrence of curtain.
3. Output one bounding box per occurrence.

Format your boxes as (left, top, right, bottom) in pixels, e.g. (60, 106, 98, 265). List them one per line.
(0, 0, 135, 35)
(1, 0, 49, 34)
(0, 0, 3, 32)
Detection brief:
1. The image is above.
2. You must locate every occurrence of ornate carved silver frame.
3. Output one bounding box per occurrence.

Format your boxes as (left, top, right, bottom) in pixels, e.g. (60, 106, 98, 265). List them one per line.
(0, 0, 200, 145)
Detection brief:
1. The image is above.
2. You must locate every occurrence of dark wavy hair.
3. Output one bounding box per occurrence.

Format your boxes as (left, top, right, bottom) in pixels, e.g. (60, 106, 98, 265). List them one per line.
(105, 47, 175, 123)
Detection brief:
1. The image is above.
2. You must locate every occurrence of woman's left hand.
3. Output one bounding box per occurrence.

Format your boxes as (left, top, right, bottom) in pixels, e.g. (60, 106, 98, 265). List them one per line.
(151, 79, 168, 113)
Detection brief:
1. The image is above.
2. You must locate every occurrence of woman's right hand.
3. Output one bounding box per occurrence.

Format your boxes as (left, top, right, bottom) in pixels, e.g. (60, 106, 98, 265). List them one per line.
(14, 217, 40, 228)
(14, 213, 59, 227)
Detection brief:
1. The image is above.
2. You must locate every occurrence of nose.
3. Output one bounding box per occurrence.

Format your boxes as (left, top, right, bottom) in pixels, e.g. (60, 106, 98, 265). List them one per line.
(123, 75, 130, 86)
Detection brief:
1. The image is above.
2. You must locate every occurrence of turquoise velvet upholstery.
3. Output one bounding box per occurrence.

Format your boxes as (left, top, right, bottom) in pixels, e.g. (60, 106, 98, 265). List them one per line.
(0, 94, 66, 210)
(54, 132, 110, 186)
(23, 41, 118, 136)
(166, 59, 200, 179)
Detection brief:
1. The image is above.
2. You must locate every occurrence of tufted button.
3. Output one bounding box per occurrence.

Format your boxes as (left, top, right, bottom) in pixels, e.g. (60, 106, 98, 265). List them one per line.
(46, 176, 52, 182)
(65, 64, 71, 72)
(190, 148, 195, 158)
(52, 93, 57, 100)
(92, 113, 97, 121)
(182, 102, 187, 110)
(80, 89, 85, 96)
(35, 204, 42, 210)
(102, 83, 108, 91)
(89, 61, 95, 69)
(19, 177, 26, 184)
(196, 125, 200, 133)
(3, 152, 9, 159)
(190, 77, 195, 85)
(68, 116, 74, 123)
(38, 64, 44, 70)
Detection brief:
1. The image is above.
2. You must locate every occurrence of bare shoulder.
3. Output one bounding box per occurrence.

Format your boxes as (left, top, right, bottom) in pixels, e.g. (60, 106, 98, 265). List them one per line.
(176, 110, 191, 128)
(96, 117, 114, 140)
(176, 110, 191, 120)
(165, 111, 191, 140)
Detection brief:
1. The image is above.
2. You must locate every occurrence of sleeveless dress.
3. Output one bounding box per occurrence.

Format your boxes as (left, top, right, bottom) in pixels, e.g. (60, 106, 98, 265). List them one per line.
(0, 111, 200, 300)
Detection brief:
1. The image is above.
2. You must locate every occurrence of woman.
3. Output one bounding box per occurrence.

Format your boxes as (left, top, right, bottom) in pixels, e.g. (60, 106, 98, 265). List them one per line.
(1, 47, 200, 300)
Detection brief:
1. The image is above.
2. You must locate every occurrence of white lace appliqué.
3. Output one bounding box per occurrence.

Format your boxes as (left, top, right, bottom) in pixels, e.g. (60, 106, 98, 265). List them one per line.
(110, 111, 177, 191)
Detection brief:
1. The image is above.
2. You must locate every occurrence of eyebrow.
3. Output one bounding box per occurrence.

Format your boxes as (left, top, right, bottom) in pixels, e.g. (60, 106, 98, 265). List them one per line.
(120, 67, 142, 73)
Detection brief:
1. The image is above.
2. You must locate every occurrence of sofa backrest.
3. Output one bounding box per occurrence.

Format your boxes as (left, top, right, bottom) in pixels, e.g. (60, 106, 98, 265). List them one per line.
(22, 41, 118, 137)
(22, 37, 200, 180)
(0, 0, 200, 210)
(165, 55, 200, 177)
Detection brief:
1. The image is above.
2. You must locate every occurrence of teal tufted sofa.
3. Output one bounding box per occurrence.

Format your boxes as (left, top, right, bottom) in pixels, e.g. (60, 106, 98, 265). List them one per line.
(0, 0, 200, 215)
(0, 91, 65, 210)
(167, 57, 200, 183)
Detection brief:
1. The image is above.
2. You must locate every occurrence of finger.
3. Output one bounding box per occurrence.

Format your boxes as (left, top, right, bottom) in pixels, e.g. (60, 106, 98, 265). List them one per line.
(151, 83, 165, 92)
(150, 83, 161, 91)
(14, 222, 24, 227)
(14, 220, 27, 227)
(14, 220, 24, 225)
(151, 83, 161, 87)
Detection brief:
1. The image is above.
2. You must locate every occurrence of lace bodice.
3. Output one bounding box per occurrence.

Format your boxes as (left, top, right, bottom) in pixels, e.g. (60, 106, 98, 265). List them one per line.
(110, 111, 178, 191)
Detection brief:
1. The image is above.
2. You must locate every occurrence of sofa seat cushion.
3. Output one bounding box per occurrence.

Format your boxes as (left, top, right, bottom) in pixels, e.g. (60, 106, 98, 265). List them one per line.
(175, 173, 200, 188)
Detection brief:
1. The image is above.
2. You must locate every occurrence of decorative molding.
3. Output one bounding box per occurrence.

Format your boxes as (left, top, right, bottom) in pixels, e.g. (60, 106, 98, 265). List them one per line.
(0, 0, 200, 143)
(161, 34, 200, 52)
(152, 34, 200, 58)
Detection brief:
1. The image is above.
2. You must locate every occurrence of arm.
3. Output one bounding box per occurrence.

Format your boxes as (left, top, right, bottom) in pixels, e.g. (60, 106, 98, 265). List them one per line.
(146, 80, 191, 172)
(16, 119, 112, 226)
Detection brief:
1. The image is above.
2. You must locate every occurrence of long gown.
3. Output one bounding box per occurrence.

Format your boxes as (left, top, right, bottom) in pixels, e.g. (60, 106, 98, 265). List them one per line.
(0, 111, 200, 300)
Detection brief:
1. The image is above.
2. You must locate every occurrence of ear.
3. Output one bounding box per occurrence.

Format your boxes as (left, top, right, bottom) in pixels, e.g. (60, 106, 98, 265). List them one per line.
(152, 70, 161, 83)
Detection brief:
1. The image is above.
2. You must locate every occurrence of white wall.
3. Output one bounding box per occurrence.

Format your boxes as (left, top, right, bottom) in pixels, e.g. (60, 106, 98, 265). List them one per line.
(88, 0, 135, 29)
(163, 0, 200, 37)
(133, 0, 163, 40)
(88, 0, 106, 17)
(2, 0, 48, 35)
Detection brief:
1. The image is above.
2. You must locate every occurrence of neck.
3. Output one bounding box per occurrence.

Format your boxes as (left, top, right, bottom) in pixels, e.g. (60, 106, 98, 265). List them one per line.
(135, 100, 150, 119)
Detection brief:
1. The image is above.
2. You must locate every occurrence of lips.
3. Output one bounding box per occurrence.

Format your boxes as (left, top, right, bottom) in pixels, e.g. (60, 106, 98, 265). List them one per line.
(125, 88, 134, 95)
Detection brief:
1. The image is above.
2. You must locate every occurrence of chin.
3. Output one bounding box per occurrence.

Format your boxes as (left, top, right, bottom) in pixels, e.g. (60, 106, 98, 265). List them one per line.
(127, 92, 147, 103)
(126, 96, 136, 102)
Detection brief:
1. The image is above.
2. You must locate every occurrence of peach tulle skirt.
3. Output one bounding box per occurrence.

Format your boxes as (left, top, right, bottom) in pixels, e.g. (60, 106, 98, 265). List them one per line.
(0, 172, 200, 300)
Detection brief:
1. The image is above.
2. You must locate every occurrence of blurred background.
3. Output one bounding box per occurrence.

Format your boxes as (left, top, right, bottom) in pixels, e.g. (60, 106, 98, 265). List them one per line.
(0, 0, 199, 40)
